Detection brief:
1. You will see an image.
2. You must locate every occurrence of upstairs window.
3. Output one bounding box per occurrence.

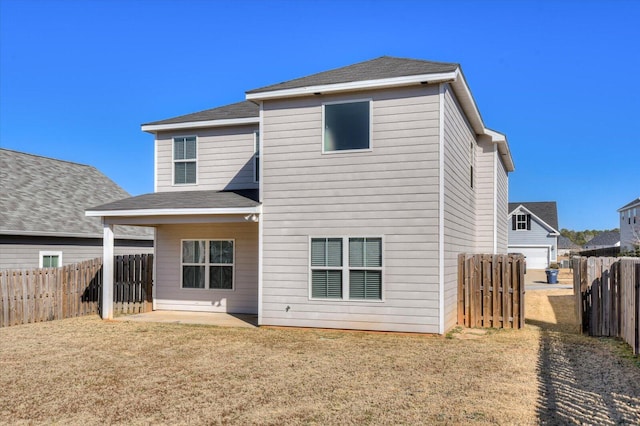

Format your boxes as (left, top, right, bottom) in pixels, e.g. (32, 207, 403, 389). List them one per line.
(323, 100, 371, 152)
(174, 136, 197, 184)
(254, 131, 260, 183)
(513, 214, 531, 231)
(40, 251, 62, 268)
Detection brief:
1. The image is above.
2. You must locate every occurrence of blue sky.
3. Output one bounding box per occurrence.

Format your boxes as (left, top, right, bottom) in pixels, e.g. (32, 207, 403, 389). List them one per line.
(1, 0, 638, 230)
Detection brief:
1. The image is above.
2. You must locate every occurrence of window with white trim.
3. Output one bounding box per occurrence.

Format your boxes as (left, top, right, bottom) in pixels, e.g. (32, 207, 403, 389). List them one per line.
(310, 237, 382, 300)
(173, 136, 197, 184)
(323, 100, 371, 152)
(254, 131, 260, 183)
(181, 240, 234, 290)
(514, 214, 531, 231)
(39, 251, 62, 268)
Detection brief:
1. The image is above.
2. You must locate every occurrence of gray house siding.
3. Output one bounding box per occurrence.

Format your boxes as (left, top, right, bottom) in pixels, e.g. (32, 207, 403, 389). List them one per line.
(508, 207, 558, 267)
(619, 204, 639, 251)
(495, 158, 509, 253)
(475, 137, 496, 253)
(154, 222, 258, 314)
(0, 240, 152, 270)
(155, 125, 259, 192)
(442, 85, 477, 331)
(260, 85, 442, 333)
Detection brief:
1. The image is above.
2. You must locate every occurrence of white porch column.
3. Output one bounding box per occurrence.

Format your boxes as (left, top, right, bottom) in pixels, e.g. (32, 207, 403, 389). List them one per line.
(102, 222, 114, 319)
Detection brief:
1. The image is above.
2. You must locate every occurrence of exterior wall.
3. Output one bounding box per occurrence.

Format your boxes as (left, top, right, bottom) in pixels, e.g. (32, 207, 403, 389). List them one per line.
(155, 124, 259, 192)
(260, 85, 442, 333)
(508, 208, 558, 264)
(154, 222, 258, 314)
(475, 136, 496, 253)
(0, 240, 152, 270)
(495, 157, 509, 253)
(619, 204, 639, 251)
(442, 85, 477, 331)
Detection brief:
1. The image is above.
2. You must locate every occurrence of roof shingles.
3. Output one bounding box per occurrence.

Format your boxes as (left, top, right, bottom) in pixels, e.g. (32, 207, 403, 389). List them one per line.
(509, 202, 559, 231)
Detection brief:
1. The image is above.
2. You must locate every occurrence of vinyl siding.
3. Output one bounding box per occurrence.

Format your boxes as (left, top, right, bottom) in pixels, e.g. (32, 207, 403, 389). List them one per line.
(154, 222, 258, 314)
(475, 136, 496, 253)
(508, 207, 557, 262)
(0, 242, 152, 270)
(495, 156, 509, 253)
(261, 85, 442, 333)
(155, 125, 259, 192)
(442, 85, 477, 332)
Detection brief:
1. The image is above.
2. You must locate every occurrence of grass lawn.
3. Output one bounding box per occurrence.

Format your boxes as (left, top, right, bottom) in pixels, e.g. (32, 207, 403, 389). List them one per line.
(1, 289, 639, 425)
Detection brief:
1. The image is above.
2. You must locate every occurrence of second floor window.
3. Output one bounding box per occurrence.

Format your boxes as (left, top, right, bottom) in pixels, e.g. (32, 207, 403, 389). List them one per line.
(323, 100, 371, 152)
(514, 214, 531, 231)
(174, 136, 197, 184)
(254, 131, 260, 183)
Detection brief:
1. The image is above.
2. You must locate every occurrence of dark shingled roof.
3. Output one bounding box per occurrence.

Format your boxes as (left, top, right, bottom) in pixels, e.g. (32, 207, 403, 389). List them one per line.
(0, 149, 152, 239)
(246, 56, 459, 94)
(509, 202, 559, 231)
(88, 189, 260, 212)
(143, 100, 259, 126)
(558, 235, 580, 250)
(584, 230, 620, 248)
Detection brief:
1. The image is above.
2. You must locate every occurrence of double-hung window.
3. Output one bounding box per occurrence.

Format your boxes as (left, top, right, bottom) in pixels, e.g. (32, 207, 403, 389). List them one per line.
(39, 251, 62, 268)
(254, 131, 260, 183)
(514, 214, 530, 231)
(310, 237, 382, 300)
(181, 240, 234, 290)
(174, 136, 197, 184)
(323, 100, 371, 152)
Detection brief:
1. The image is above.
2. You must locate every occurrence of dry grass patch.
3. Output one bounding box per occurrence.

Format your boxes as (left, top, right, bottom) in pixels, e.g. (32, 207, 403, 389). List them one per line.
(0, 289, 638, 425)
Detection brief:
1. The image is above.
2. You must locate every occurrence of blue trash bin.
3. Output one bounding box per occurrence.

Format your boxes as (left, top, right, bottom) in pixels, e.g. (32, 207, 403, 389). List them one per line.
(545, 269, 559, 284)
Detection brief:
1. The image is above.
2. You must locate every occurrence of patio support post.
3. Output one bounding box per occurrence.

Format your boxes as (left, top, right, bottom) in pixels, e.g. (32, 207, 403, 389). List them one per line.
(102, 222, 114, 319)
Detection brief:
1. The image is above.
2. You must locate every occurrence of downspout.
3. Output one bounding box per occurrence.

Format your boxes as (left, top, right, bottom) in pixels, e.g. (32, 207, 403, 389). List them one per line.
(438, 83, 445, 335)
(257, 101, 264, 326)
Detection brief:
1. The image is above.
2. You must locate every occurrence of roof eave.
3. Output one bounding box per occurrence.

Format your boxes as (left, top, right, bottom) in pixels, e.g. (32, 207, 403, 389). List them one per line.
(483, 128, 515, 172)
(0, 229, 152, 240)
(245, 71, 459, 101)
(141, 117, 259, 134)
(617, 198, 640, 212)
(86, 205, 262, 218)
(508, 204, 559, 235)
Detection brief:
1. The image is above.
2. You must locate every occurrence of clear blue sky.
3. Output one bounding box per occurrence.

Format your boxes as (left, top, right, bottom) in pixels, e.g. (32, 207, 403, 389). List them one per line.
(1, 0, 638, 230)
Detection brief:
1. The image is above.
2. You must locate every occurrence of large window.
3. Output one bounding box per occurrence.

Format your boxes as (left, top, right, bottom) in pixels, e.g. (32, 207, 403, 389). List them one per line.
(310, 237, 382, 300)
(174, 136, 197, 184)
(323, 100, 371, 152)
(181, 240, 234, 290)
(39, 251, 62, 268)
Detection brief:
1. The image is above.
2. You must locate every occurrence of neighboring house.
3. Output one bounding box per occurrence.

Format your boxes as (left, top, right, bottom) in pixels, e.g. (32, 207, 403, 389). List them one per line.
(507, 202, 560, 269)
(618, 197, 640, 252)
(0, 149, 153, 270)
(582, 230, 620, 250)
(557, 235, 580, 256)
(87, 56, 515, 334)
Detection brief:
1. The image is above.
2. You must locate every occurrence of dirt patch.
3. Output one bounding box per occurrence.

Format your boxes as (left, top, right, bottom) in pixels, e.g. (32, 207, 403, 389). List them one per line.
(0, 290, 638, 425)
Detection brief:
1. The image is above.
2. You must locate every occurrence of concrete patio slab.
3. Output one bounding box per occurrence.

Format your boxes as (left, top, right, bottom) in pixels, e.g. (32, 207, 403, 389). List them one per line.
(525, 269, 573, 291)
(113, 311, 258, 328)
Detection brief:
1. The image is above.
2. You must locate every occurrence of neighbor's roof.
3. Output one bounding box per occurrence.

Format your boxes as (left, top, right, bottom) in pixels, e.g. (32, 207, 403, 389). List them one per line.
(246, 56, 459, 94)
(618, 197, 640, 212)
(558, 235, 580, 250)
(142, 100, 259, 127)
(584, 230, 620, 248)
(509, 202, 559, 231)
(0, 149, 152, 239)
(86, 189, 260, 214)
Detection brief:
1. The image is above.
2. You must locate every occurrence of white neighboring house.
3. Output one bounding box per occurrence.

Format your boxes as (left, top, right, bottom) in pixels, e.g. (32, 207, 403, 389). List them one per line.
(507, 202, 560, 269)
(618, 197, 640, 252)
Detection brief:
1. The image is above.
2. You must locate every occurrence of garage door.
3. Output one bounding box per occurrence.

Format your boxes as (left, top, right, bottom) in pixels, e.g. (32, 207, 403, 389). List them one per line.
(509, 246, 549, 269)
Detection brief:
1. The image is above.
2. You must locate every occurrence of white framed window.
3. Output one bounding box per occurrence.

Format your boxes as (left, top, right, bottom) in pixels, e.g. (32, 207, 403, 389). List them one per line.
(254, 131, 260, 183)
(309, 237, 383, 301)
(322, 99, 371, 153)
(173, 136, 197, 185)
(469, 141, 475, 188)
(39, 251, 62, 268)
(181, 240, 234, 290)
(514, 214, 530, 231)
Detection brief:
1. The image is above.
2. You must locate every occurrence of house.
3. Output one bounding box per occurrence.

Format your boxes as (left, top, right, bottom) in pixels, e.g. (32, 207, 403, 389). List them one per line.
(87, 56, 514, 334)
(507, 202, 559, 269)
(557, 235, 580, 256)
(582, 230, 620, 251)
(0, 149, 153, 270)
(618, 197, 640, 253)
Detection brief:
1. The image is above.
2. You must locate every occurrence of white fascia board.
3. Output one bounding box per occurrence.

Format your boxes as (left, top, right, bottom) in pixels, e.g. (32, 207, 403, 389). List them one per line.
(0, 229, 151, 240)
(141, 117, 259, 133)
(484, 128, 515, 172)
(86, 205, 262, 217)
(245, 71, 458, 101)
(617, 198, 640, 212)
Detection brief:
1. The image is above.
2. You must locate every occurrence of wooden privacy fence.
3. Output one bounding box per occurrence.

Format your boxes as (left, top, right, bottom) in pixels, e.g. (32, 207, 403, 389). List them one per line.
(0, 254, 153, 328)
(573, 256, 640, 355)
(458, 254, 525, 329)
